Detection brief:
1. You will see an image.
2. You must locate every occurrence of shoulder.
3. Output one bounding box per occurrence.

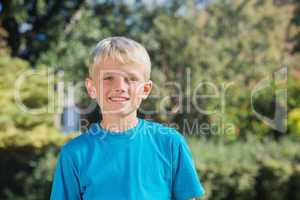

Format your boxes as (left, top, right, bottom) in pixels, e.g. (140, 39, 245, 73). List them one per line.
(142, 119, 186, 146)
(60, 125, 96, 156)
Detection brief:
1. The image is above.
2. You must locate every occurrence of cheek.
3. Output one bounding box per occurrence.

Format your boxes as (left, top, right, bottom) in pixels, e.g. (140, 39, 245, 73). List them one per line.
(97, 82, 109, 93)
(95, 84, 109, 102)
(130, 84, 144, 99)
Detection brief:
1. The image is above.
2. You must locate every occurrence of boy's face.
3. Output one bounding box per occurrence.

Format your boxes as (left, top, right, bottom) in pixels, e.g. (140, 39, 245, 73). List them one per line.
(86, 59, 152, 118)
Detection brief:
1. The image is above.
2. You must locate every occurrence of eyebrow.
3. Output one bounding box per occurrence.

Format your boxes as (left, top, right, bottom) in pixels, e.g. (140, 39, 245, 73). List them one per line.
(127, 72, 141, 78)
(102, 71, 141, 78)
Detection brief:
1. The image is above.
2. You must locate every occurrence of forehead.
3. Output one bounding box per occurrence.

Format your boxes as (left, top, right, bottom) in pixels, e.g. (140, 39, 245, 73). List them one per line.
(92, 60, 147, 79)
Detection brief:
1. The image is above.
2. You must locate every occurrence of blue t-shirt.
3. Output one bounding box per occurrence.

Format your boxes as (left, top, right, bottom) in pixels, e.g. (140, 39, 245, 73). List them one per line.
(50, 118, 205, 200)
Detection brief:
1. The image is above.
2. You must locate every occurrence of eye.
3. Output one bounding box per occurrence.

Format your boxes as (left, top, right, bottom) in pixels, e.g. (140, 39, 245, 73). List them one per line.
(103, 76, 113, 80)
(128, 76, 139, 82)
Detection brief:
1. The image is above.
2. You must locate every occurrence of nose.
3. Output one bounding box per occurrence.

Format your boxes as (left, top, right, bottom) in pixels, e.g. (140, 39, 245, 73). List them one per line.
(112, 77, 128, 92)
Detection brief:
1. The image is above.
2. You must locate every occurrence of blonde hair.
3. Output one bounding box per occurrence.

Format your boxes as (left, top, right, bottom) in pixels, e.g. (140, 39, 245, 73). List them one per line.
(89, 36, 151, 80)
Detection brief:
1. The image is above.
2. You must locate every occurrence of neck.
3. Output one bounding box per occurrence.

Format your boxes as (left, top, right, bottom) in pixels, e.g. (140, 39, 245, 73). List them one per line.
(100, 112, 139, 132)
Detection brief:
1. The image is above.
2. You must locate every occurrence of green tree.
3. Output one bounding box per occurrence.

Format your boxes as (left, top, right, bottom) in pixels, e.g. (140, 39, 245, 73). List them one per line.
(0, 43, 69, 198)
(1, 0, 85, 62)
(34, 0, 296, 140)
(136, 0, 292, 139)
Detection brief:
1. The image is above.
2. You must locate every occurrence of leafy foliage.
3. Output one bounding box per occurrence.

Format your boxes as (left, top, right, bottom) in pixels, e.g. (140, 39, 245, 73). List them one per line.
(0, 0, 300, 199)
(188, 136, 300, 200)
(0, 53, 72, 198)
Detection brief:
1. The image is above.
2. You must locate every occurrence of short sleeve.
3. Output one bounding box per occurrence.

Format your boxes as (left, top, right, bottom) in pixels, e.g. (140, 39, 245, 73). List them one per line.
(171, 134, 205, 200)
(50, 147, 82, 200)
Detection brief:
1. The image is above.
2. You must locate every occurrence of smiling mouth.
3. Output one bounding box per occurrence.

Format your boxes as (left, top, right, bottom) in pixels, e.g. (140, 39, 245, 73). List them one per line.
(108, 97, 130, 102)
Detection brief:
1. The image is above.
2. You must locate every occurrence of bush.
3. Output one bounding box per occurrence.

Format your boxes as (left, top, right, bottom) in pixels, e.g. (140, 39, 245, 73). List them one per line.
(0, 54, 74, 199)
(2, 148, 58, 200)
(188, 136, 300, 200)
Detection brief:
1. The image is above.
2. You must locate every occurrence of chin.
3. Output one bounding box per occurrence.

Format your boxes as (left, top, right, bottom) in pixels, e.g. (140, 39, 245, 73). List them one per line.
(119, 108, 137, 117)
(103, 107, 137, 117)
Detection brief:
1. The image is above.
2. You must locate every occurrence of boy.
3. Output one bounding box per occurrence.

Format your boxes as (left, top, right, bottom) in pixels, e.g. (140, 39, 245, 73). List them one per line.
(50, 36, 205, 200)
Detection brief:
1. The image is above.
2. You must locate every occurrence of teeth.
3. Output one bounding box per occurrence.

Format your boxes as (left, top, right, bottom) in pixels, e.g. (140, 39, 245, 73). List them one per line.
(109, 97, 128, 102)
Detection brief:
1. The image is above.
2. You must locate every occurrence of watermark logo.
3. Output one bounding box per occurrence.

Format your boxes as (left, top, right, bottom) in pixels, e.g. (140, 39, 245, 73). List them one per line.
(13, 66, 288, 136)
(251, 67, 287, 133)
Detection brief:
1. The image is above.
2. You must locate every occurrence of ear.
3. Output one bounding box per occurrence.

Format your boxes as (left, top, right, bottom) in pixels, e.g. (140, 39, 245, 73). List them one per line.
(85, 77, 96, 99)
(142, 80, 152, 99)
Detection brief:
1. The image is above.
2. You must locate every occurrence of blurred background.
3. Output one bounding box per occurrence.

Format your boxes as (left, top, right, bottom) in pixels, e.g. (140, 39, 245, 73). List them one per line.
(0, 0, 300, 199)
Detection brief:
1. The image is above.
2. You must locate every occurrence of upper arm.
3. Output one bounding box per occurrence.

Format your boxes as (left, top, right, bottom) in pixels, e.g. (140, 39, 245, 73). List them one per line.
(50, 148, 82, 200)
(171, 133, 205, 200)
